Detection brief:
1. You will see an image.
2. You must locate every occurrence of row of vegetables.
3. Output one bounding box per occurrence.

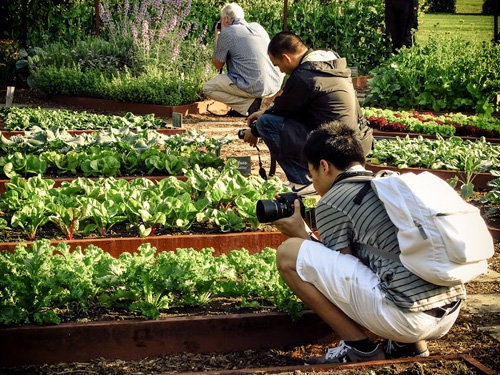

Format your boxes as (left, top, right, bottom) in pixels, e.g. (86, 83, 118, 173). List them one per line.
(0, 162, 296, 241)
(0, 126, 229, 178)
(0, 108, 499, 178)
(363, 107, 500, 138)
(0, 241, 303, 326)
(2, 106, 500, 137)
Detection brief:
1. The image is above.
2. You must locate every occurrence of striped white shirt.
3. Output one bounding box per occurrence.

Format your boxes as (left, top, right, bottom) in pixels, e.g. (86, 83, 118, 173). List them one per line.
(316, 179, 466, 312)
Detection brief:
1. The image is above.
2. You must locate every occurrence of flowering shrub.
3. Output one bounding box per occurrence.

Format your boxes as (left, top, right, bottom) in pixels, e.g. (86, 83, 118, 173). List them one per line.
(29, 0, 215, 106)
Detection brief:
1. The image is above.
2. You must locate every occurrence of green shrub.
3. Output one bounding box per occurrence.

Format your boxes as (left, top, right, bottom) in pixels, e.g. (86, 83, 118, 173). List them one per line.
(426, 0, 457, 13)
(363, 31, 500, 114)
(18, 0, 390, 102)
(4, 0, 96, 48)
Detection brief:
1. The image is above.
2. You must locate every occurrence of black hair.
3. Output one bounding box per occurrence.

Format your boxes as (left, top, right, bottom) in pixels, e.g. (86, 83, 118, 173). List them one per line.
(268, 31, 307, 58)
(303, 121, 365, 171)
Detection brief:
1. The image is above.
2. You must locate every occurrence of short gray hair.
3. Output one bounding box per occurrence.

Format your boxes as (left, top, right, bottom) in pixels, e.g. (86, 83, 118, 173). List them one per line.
(221, 3, 244, 20)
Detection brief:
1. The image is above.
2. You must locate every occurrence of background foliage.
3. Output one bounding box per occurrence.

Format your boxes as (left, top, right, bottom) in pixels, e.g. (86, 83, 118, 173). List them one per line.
(363, 31, 500, 114)
(1, 0, 497, 113)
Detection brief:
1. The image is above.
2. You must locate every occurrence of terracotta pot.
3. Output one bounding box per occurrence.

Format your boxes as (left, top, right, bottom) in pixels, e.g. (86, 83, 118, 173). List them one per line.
(48, 96, 230, 117)
(351, 75, 370, 90)
(0, 231, 288, 257)
(0, 310, 337, 366)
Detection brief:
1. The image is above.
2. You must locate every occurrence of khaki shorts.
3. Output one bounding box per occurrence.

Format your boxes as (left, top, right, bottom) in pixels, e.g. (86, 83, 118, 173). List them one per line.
(296, 240, 460, 342)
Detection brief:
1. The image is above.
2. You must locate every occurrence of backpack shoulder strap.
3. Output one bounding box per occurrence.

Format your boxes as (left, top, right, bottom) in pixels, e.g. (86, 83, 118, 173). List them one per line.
(361, 244, 401, 263)
(334, 169, 399, 205)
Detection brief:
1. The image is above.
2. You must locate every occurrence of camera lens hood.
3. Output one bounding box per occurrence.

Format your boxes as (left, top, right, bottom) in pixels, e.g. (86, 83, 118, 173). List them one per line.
(256, 199, 279, 223)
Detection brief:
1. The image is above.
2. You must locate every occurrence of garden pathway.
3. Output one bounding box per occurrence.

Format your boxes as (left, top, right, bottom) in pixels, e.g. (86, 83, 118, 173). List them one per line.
(463, 269, 500, 341)
(182, 106, 500, 350)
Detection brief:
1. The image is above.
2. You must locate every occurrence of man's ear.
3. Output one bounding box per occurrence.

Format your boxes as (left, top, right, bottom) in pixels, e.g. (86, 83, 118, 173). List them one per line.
(320, 159, 330, 174)
(281, 53, 293, 64)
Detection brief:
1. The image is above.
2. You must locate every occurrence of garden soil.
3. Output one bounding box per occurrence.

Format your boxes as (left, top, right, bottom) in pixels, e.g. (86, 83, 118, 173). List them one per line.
(0, 88, 499, 375)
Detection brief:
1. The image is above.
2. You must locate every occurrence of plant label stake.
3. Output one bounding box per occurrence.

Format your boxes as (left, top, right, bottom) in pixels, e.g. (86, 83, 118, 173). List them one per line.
(5, 87, 15, 106)
(229, 156, 251, 176)
(172, 112, 183, 128)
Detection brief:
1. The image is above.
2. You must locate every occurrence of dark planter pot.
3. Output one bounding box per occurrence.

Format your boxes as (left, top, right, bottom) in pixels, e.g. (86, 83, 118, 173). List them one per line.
(0, 310, 338, 367)
(48, 96, 230, 117)
(0, 231, 288, 257)
(487, 226, 500, 240)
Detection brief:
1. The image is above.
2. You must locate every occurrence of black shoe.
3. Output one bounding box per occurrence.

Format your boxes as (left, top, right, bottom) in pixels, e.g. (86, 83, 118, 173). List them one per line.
(225, 109, 246, 117)
(247, 97, 262, 116)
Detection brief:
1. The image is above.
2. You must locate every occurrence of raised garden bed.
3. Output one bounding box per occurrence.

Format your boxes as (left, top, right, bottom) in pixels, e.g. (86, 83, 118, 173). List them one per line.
(364, 107, 500, 140)
(0, 174, 188, 195)
(0, 310, 337, 367)
(365, 162, 497, 191)
(0, 231, 287, 257)
(372, 129, 500, 144)
(48, 96, 230, 117)
(0, 128, 186, 138)
(183, 355, 497, 375)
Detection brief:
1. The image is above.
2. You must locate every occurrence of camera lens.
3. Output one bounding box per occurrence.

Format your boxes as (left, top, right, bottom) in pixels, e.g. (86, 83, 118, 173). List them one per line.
(238, 129, 246, 139)
(256, 200, 281, 222)
(256, 192, 303, 223)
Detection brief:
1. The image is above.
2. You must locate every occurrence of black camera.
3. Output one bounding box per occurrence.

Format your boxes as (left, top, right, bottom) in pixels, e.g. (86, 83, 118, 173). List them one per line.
(256, 192, 305, 223)
(216, 21, 221, 30)
(238, 129, 246, 139)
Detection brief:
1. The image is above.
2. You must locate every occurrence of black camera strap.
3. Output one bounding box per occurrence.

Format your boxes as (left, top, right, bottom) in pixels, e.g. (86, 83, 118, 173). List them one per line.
(255, 145, 276, 180)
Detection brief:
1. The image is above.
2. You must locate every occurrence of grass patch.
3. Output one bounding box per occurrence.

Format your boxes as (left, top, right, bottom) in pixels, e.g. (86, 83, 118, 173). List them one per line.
(455, 0, 484, 13)
(417, 0, 496, 44)
(417, 14, 495, 44)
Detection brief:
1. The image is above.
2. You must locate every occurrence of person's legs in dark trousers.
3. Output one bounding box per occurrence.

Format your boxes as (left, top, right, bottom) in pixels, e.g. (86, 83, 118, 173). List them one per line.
(385, 0, 417, 53)
(255, 114, 310, 185)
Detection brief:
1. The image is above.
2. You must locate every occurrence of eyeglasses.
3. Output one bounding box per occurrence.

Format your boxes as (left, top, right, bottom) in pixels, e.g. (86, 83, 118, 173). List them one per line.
(305, 173, 313, 182)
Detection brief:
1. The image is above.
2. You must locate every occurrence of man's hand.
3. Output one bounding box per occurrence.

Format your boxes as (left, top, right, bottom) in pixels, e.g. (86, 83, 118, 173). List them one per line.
(246, 110, 264, 126)
(240, 129, 258, 147)
(271, 199, 309, 239)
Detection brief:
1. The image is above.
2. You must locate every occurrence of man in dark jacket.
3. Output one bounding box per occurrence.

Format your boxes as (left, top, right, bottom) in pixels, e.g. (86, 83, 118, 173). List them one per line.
(240, 31, 372, 195)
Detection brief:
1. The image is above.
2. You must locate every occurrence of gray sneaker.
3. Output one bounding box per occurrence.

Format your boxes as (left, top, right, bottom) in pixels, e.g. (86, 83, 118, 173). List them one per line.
(385, 340, 430, 359)
(290, 183, 317, 197)
(304, 340, 385, 365)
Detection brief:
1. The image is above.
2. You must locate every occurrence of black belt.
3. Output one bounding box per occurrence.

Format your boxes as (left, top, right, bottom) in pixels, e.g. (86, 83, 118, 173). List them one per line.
(423, 300, 461, 318)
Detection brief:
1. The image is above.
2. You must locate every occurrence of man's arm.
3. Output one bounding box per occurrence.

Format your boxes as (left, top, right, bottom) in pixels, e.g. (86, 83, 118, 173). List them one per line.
(212, 56, 225, 70)
(265, 74, 310, 117)
(211, 23, 226, 71)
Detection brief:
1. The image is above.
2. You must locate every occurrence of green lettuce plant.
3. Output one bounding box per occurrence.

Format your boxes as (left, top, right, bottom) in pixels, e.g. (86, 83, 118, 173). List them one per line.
(0, 241, 303, 326)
